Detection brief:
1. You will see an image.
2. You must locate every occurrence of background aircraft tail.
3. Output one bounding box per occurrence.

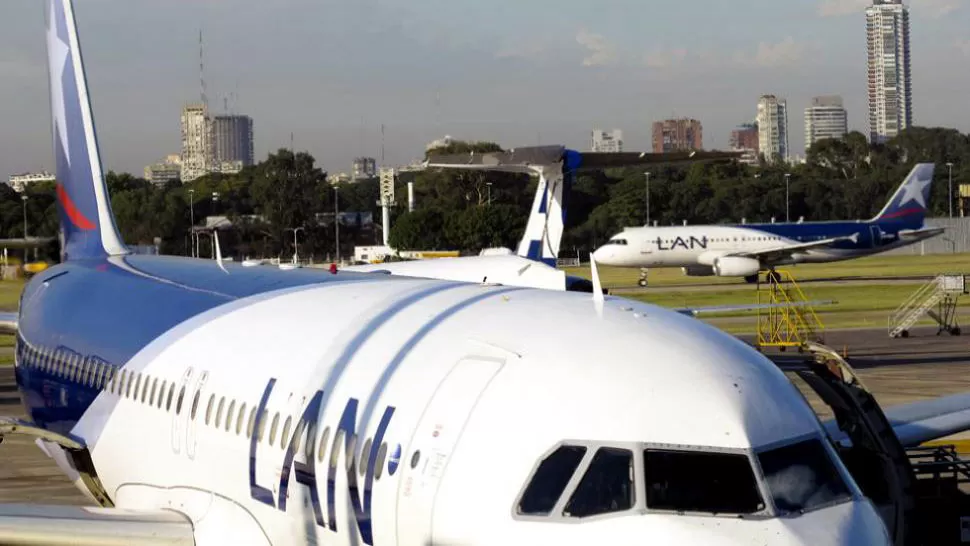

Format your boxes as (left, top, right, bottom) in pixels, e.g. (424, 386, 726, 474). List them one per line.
(46, 0, 127, 261)
(872, 163, 935, 229)
(515, 150, 581, 266)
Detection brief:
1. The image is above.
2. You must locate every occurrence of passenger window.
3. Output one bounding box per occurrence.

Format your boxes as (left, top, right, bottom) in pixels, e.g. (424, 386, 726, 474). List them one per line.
(132, 373, 142, 399)
(346, 435, 358, 470)
(166, 383, 175, 411)
(564, 448, 633, 518)
(175, 385, 186, 415)
(305, 422, 317, 459)
(216, 397, 226, 428)
(247, 407, 257, 438)
(269, 413, 280, 446)
(158, 381, 167, 408)
(360, 438, 372, 476)
(190, 389, 202, 420)
(257, 410, 268, 441)
(518, 445, 587, 515)
(318, 427, 331, 462)
(141, 375, 151, 403)
(374, 442, 388, 480)
(226, 400, 236, 432)
(281, 416, 292, 449)
(236, 403, 247, 436)
(644, 449, 763, 514)
(206, 395, 215, 425)
(150, 378, 158, 406)
(330, 431, 345, 467)
(757, 439, 851, 515)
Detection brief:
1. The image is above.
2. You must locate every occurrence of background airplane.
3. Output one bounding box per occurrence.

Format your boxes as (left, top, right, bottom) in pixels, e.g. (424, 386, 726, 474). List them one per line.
(592, 164, 944, 283)
(1, 2, 969, 545)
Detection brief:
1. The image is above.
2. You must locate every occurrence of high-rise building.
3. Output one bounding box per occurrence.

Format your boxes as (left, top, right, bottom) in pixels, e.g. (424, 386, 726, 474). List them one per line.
(180, 104, 211, 182)
(866, 0, 912, 143)
(804, 95, 849, 152)
(212, 115, 254, 170)
(757, 95, 789, 163)
(651, 119, 703, 153)
(352, 157, 377, 181)
(591, 129, 623, 153)
(730, 123, 760, 165)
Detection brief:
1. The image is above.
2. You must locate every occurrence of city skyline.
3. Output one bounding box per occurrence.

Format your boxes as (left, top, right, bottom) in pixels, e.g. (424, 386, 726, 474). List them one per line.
(1, 0, 968, 178)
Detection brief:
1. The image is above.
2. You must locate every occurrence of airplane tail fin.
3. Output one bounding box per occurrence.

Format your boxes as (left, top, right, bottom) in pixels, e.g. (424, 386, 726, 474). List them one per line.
(515, 151, 580, 266)
(46, 0, 127, 261)
(872, 163, 935, 229)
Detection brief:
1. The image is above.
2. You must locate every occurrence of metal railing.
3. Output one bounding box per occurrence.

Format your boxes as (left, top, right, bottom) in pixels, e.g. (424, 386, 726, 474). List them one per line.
(889, 275, 966, 338)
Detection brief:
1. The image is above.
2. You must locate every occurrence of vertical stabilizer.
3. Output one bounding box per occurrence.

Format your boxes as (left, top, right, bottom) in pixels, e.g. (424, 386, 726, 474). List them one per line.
(516, 166, 568, 266)
(47, 0, 127, 260)
(872, 163, 935, 230)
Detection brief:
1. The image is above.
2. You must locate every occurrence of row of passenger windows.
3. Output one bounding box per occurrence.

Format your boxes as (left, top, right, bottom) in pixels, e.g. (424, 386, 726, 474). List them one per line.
(517, 438, 851, 520)
(18, 341, 411, 480)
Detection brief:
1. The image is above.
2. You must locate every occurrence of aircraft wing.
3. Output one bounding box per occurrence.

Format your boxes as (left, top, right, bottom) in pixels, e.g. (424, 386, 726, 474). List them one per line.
(0, 504, 194, 545)
(734, 233, 860, 264)
(675, 299, 835, 317)
(0, 312, 16, 335)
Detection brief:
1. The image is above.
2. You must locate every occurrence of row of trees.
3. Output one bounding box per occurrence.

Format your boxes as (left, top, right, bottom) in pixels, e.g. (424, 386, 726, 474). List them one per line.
(1, 127, 968, 262)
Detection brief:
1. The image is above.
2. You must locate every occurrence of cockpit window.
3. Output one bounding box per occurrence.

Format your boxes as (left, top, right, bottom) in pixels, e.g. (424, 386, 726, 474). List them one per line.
(757, 438, 852, 515)
(608, 239, 628, 246)
(517, 445, 586, 515)
(644, 449, 765, 515)
(564, 448, 634, 518)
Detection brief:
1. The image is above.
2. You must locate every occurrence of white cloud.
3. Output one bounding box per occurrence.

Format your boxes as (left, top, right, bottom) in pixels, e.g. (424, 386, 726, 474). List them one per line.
(643, 48, 688, 69)
(733, 37, 804, 68)
(818, 0, 869, 17)
(576, 28, 616, 67)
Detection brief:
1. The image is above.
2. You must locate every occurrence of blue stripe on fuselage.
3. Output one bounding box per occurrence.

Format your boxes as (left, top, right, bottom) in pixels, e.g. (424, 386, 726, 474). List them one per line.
(734, 219, 913, 252)
(14, 255, 391, 436)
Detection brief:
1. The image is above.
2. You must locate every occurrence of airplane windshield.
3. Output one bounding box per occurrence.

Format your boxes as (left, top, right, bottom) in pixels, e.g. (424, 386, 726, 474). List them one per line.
(757, 438, 852, 515)
(643, 449, 765, 515)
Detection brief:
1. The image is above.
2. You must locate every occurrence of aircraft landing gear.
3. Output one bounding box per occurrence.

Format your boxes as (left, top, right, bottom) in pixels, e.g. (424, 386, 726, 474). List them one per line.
(638, 268, 649, 287)
(744, 274, 758, 284)
(766, 270, 782, 284)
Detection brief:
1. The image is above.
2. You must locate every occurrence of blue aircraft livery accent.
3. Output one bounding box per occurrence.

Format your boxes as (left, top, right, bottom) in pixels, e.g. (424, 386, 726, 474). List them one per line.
(47, 0, 125, 260)
(388, 444, 402, 476)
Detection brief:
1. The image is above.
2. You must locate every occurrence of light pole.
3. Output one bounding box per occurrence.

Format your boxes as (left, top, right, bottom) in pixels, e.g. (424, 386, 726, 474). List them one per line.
(644, 172, 651, 226)
(188, 189, 195, 257)
(486, 182, 493, 206)
(285, 227, 305, 264)
(333, 187, 340, 264)
(21, 195, 28, 239)
(947, 162, 954, 218)
(784, 173, 791, 223)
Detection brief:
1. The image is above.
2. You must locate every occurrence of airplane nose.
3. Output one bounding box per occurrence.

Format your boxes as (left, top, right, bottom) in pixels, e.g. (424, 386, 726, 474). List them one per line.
(592, 246, 613, 264)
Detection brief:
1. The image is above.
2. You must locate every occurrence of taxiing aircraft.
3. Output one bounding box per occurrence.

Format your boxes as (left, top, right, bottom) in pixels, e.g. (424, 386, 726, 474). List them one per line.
(593, 165, 944, 283)
(1, 2, 969, 544)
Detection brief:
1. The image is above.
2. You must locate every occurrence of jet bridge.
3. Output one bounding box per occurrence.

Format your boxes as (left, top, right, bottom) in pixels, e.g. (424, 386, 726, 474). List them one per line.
(775, 342, 970, 546)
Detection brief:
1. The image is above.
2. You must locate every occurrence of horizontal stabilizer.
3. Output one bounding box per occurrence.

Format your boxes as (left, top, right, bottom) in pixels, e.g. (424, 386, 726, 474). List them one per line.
(883, 393, 970, 448)
(0, 504, 193, 546)
(898, 227, 945, 241)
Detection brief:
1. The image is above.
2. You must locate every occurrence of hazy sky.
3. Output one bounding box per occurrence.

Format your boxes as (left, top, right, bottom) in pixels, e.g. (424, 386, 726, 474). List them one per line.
(1, 0, 968, 179)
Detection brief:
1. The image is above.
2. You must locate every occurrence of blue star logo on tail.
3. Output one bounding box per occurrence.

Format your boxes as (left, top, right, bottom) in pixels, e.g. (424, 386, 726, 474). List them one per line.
(897, 175, 931, 209)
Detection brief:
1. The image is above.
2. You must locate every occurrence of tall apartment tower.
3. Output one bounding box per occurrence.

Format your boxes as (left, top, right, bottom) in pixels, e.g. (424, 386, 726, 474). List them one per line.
(866, 0, 912, 143)
(804, 95, 849, 152)
(180, 104, 211, 182)
(591, 129, 624, 153)
(212, 115, 255, 172)
(651, 119, 703, 153)
(757, 95, 789, 163)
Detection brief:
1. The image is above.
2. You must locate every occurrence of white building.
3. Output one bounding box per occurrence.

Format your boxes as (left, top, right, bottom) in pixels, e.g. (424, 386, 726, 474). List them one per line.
(757, 95, 789, 164)
(591, 129, 623, 153)
(180, 104, 211, 182)
(804, 95, 849, 152)
(144, 155, 181, 186)
(8, 172, 55, 193)
(866, 0, 912, 143)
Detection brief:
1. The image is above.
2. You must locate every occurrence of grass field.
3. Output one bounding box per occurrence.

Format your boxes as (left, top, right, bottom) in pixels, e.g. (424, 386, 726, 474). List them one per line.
(0, 280, 23, 357)
(564, 253, 970, 289)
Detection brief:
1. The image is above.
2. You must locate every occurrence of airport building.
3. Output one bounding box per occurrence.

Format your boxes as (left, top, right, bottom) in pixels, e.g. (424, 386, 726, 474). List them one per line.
(651, 118, 703, 153)
(866, 0, 912, 144)
(757, 95, 789, 164)
(590, 129, 623, 153)
(144, 155, 182, 186)
(211, 115, 254, 169)
(730, 123, 760, 165)
(804, 95, 849, 152)
(180, 104, 211, 182)
(7, 172, 55, 193)
(352, 157, 377, 181)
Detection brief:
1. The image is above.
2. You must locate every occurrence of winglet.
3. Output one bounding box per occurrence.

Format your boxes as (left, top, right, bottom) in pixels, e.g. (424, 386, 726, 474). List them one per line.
(214, 231, 228, 274)
(46, 0, 128, 261)
(590, 253, 604, 304)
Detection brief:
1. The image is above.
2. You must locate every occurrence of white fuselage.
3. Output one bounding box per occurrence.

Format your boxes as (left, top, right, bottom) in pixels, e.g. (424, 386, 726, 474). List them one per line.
(33, 276, 890, 545)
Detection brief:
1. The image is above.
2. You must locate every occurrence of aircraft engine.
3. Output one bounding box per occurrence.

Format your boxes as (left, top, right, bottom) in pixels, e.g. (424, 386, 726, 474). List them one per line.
(682, 265, 715, 277)
(712, 256, 761, 278)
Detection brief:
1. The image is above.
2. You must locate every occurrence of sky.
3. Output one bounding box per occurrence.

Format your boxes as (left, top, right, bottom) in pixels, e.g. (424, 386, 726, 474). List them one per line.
(1, 0, 969, 179)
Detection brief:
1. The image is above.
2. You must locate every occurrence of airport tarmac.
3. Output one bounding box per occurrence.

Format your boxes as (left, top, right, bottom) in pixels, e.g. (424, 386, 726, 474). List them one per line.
(0, 325, 967, 506)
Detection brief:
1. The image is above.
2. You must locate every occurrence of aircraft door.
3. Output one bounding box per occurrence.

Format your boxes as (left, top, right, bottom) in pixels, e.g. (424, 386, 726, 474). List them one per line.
(185, 371, 209, 460)
(395, 356, 505, 546)
(170, 367, 194, 456)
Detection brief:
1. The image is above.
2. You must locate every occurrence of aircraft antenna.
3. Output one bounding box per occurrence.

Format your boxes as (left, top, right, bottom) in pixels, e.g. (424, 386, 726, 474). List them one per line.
(590, 253, 605, 306)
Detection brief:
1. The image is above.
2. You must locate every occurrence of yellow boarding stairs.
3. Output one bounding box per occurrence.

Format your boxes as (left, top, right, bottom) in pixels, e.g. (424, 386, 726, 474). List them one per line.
(756, 270, 825, 351)
(888, 274, 966, 339)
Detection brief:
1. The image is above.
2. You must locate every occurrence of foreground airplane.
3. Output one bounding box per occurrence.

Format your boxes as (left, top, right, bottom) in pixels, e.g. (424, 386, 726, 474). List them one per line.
(2, 1, 970, 544)
(593, 165, 944, 283)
